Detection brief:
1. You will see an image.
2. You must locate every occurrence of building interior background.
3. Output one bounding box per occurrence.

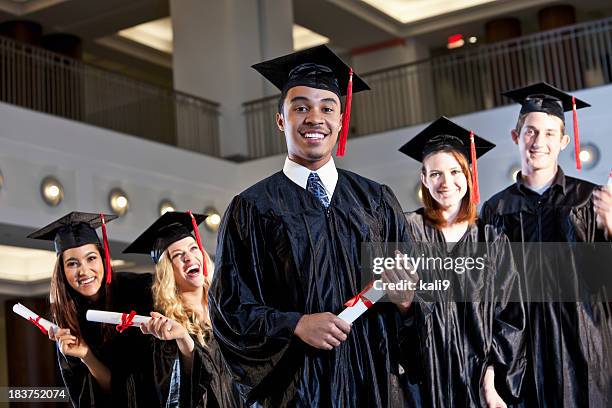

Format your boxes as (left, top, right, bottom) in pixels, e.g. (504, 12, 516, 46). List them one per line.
(0, 1, 611, 405)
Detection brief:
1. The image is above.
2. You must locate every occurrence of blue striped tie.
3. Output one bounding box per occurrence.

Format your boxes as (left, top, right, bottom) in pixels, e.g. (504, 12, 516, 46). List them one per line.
(307, 172, 330, 208)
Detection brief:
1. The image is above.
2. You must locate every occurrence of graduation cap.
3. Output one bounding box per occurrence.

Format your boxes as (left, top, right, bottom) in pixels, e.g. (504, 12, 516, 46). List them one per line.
(123, 211, 208, 276)
(252, 45, 370, 157)
(399, 116, 496, 204)
(28, 212, 117, 284)
(502, 82, 590, 170)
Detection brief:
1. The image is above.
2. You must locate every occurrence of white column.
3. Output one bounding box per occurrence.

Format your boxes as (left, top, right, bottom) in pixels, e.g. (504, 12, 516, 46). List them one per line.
(170, 0, 293, 159)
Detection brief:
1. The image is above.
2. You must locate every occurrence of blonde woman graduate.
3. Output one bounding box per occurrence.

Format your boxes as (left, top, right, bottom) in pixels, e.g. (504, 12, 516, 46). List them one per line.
(123, 211, 243, 408)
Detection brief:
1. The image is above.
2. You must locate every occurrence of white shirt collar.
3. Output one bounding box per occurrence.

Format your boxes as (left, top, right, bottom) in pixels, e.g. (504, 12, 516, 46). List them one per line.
(282, 156, 338, 197)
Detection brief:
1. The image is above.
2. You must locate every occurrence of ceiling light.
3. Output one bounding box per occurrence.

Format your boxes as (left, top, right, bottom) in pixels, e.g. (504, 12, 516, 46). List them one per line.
(509, 164, 521, 182)
(293, 24, 329, 51)
(118, 17, 173, 53)
(109, 188, 129, 216)
(159, 199, 176, 216)
(362, 0, 497, 24)
(110, 259, 133, 268)
(0, 244, 56, 282)
(574, 143, 599, 170)
(40, 176, 63, 206)
(204, 207, 221, 233)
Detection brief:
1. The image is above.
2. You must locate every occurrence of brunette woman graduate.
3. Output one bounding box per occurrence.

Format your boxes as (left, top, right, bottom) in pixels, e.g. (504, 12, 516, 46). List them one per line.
(28, 212, 156, 407)
(398, 118, 526, 408)
(123, 211, 242, 408)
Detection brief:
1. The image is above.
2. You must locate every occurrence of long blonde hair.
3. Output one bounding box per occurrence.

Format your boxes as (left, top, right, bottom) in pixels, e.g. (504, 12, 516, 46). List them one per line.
(152, 246, 214, 346)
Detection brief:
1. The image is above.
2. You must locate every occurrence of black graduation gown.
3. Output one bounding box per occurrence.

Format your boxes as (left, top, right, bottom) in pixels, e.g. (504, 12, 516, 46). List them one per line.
(209, 169, 410, 407)
(480, 167, 612, 407)
(152, 333, 244, 407)
(400, 209, 525, 408)
(57, 272, 156, 407)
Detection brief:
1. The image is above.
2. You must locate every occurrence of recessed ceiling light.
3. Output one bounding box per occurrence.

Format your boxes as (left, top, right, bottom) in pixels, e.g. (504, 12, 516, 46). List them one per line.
(362, 0, 497, 24)
(40, 176, 63, 206)
(109, 188, 129, 216)
(508, 164, 521, 181)
(575, 143, 599, 170)
(293, 24, 329, 51)
(118, 17, 173, 53)
(204, 207, 221, 233)
(159, 199, 176, 216)
(416, 183, 423, 203)
(0, 244, 57, 282)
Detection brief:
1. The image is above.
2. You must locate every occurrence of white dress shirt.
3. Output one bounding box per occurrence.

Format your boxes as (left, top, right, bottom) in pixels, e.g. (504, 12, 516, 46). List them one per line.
(282, 156, 338, 199)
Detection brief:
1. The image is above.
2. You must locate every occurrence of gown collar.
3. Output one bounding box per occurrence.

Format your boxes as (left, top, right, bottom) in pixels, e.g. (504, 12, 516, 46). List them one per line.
(283, 156, 338, 197)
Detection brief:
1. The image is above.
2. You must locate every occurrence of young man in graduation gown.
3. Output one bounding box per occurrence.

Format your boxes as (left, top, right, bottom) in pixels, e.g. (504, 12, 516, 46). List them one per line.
(209, 45, 413, 407)
(480, 82, 612, 406)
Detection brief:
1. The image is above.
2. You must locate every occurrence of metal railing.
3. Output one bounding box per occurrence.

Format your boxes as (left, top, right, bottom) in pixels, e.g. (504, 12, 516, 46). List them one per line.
(0, 36, 220, 157)
(244, 16, 612, 159)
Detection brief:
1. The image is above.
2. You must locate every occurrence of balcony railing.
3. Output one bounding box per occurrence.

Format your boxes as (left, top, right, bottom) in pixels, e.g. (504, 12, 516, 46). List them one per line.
(0, 36, 220, 157)
(244, 16, 612, 159)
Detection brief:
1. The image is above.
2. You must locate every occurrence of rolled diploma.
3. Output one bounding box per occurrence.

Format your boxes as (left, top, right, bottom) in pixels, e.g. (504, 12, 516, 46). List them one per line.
(12, 303, 58, 333)
(86, 309, 152, 326)
(337, 284, 386, 324)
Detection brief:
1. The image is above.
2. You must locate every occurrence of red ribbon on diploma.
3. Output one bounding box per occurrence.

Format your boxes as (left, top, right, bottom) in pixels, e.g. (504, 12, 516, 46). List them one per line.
(116, 310, 137, 333)
(28, 316, 48, 335)
(344, 281, 375, 309)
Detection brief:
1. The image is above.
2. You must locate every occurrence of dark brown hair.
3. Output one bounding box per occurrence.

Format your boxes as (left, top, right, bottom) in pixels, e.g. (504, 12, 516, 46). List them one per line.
(515, 112, 565, 134)
(421, 149, 478, 229)
(50, 245, 114, 342)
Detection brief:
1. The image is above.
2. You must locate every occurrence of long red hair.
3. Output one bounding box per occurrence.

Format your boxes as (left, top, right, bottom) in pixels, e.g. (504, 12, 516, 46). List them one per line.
(420, 149, 478, 229)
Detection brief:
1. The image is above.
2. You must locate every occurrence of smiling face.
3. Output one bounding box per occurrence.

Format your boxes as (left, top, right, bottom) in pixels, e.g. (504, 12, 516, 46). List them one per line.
(276, 86, 342, 170)
(512, 112, 570, 173)
(167, 236, 204, 292)
(421, 151, 468, 210)
(62, 244, 104, 298)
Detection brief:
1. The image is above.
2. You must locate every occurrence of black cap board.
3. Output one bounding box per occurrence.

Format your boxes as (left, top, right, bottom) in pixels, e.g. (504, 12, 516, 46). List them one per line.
(502, 81, 590, 122)
(398, 116, 495, 163)
(123, 211, 206, 264)
(251, 44, 370, 98)
(27, 212, 117, 255)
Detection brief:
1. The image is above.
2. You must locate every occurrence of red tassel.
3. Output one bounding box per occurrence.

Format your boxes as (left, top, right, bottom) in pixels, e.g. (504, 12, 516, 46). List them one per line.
(336, 68, 353, 157)
(572, 96, 582, 170)
(100, 214, 113, 285)
(188, 210, 208, 277)
(469, 131, 480, 205)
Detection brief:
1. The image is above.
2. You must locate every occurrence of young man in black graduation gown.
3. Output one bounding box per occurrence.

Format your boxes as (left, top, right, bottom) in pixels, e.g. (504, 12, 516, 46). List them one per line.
(209, 45, 413, 407)
(480, 83, 612, 406)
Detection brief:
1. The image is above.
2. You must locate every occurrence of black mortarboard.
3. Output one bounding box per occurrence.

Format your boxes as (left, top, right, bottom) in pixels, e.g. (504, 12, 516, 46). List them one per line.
(123, 211, 208, 273)
(252, 45, 370, 157)
(28, 212, 116, 254)
(399, 116, 495, 204)
(502, 82, 590, 121)
(28, 212, 117, 284)
(399, 116, 495, 163)
(502, 82, 590, 169)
